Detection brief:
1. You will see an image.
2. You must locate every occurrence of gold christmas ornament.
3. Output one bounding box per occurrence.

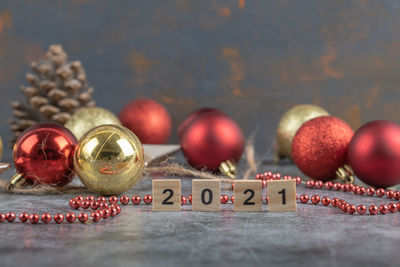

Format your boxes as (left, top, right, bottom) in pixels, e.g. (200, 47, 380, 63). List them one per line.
(74, 124, 145, 195)
(65, 107, 121, 140)
(0, 136, 3, 160)
(276, 104, 329, 160)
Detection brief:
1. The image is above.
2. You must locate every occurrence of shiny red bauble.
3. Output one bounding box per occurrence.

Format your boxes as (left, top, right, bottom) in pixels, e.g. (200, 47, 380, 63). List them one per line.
(13, 122, 77, 186)
(292, 116, 354, 181)
(119, 98, 172, 144)
(180, 109, 244, 171)
(178, 108, 222, 140)
(348, 120, 400, 188)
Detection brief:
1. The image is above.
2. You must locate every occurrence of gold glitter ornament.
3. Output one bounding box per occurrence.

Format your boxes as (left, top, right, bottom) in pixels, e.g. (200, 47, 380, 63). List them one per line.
(74, 124, 145, 195)
(276, 104, 329, 161)
(65, 107, 121, 140)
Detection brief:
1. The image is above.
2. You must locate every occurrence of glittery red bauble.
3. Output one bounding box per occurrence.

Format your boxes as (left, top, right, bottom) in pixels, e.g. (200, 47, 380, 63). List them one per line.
(13, 122, 77, 186)
(348, 120, 400, 188)
(292, 116, 354, 181)
(180, 111, 244, 171)
(178, 108, 222, 140)
(119, 98, 172, 144)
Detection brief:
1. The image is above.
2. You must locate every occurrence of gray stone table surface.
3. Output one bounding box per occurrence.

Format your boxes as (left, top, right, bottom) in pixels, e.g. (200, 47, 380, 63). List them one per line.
(0, 156, 399, 267)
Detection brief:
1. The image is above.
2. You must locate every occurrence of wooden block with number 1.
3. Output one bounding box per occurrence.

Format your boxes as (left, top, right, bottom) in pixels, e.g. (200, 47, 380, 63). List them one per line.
(233, 180, 262, 212)
(267, 179, 297, 212)
(192, 179, 221, 211)
(152, 179, 181, 211)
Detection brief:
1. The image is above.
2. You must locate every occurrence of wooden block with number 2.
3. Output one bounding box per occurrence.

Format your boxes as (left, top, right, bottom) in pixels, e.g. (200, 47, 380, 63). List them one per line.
(267, 179, 297, 212)
(152, 179, 181, 211)
(233, 180, 262, 212)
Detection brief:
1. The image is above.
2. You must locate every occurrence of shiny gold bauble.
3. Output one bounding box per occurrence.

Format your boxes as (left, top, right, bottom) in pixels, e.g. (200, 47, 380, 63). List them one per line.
(276, 104, 329, 160)
(74, 124, 145, 195)
(65, 107, 121, 140)
(0, 136, 3, 160)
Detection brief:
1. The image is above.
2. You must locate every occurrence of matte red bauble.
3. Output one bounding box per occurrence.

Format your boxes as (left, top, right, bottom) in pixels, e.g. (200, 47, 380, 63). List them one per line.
(180, 111, 244, 171)
(13, 122, 77, 186)
(348, 120, 400, 188)
(119, 98, 172, 144)
(178, 108, 222, 140)
(292, 116, 354, 181)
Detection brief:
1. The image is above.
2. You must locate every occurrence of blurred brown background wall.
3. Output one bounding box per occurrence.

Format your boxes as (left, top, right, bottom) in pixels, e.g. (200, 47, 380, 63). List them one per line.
(0, 0, 399, 156)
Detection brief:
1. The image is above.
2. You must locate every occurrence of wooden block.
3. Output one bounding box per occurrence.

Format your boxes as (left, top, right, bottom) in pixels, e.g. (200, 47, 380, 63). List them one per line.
(152, 179, 181, 211)
(267, 179, 297, 212)
(192, 179, 221, 211)
(233, 180, 262, 212)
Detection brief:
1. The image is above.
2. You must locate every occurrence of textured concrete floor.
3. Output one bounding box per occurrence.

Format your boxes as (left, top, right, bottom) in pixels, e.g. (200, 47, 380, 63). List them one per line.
(0, 156, 399, 267)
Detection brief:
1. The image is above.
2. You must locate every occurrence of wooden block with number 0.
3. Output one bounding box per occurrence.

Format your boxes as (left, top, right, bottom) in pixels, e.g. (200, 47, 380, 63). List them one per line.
(152, 179, 181, 211)
(267, 179, 297, 212)
(233, 180, 262, 212)
(192, 179, 221, 211)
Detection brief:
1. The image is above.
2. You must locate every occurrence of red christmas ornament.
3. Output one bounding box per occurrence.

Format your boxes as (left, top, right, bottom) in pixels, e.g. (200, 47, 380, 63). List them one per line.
(13, 122, 77, 186)
(292, 116, 354, 181)
(348, 120, 400, 188)
(119, 98, 172, 144)
(178, 108, 222, 140)
(180, 111, 244, 171)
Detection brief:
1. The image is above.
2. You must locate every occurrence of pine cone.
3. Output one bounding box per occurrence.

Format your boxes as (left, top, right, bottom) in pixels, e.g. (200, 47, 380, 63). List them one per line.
(10, 44, 95, 144)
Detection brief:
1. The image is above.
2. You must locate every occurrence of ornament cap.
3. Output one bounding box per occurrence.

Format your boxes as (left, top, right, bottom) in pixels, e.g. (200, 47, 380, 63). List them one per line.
(7, 173, 30, 191)
(219, 160, 236, 179)
(336, 165, 354, 184)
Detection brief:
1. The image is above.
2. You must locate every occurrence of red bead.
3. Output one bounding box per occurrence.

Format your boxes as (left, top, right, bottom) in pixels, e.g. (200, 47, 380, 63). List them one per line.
(13, 123, 77, 186)
(315, 181, 323, 189)
(231, 183, 234, 190)
(181, 196, 187, 205)
(120, 196, 130, 205)
(41, 213, 52, 224)
(132, 195, 141, 205)
(97, 196, 106, 203)
(357, 187, 366, 195)
(231, 196, 235, 203)
(90, 201, 99, 210)
(388, 203, 397, 213)
(273, 173, 281, 180)
(29, 214, 39, 224)
(110, 208, 118, 217)
(331, 198, 339, 207)
(333, 182, 341, 191)
(306, 180, 315, 188)
(264, 171, 272, 178)
(357, 205, 366, 215)
(348, 205, 356, 214)
(19, 212, 29, 223)
(109, 196, 118, 204)
(54, 214, 64, 224)
(352, 185, 360, 193)
(143, 195, 153, 204)
(255, 174, 262, 180)
(340, 184, 347, 192)
(379, 204, 388, 214)
(265, 196, 269, 204)
(376, 188, 385, 197)
(91, 212, 102, 222)
(75, 195, 84, 202)
(294, 176, 301, 184)
(66, 212, 76, 223)
(99, 202, 109, 209)
(386, 190, 394, 199)
(366, 187, 375, 196)
(6, 212, 16, 222)
(116, 205, 121, 214)
(311, 195, 320, 205)
(394, 191, 400, 200)
(69, 199, 80, 209)
(220, 195, 228, 204)
(283, 175, 292, 180)
(81, 200, 90, 209)
(103, 209, 111, 218)
(78, 213, 88, 223)
(369, 205, 378, 215)
(321, 197, 331, 206)
(262, 180, 267, 188)
(86, 196, 95, 203)
(324, 181, 333, 190)
(0, 213, 5, 223)
(339, 202, 349, 212)
(188, 195, 192, 204)
(348, 184, 355, 191)
(299, 194, 309, 203)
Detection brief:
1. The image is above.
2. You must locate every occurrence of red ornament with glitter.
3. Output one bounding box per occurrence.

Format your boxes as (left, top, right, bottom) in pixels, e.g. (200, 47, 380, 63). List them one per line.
(291, 116, 354, 181)
(348, 120, 400, 188)
(180, 110, 244, 171)
(119, 98, 172, 144)
(11, 122, 77, 187)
